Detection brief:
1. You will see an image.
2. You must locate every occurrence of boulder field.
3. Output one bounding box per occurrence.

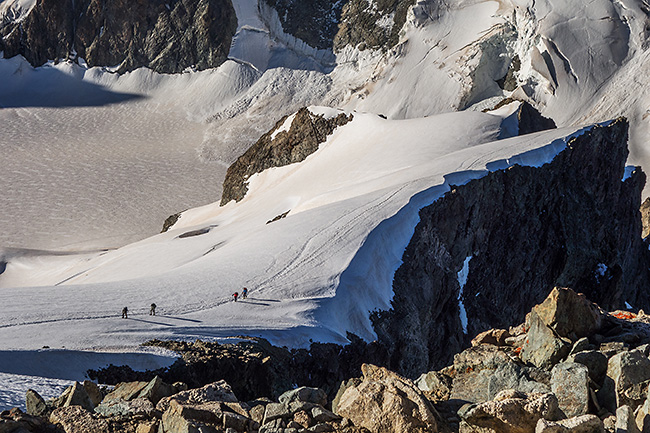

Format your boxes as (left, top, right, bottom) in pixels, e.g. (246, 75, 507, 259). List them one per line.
(7, 287, 650, 433)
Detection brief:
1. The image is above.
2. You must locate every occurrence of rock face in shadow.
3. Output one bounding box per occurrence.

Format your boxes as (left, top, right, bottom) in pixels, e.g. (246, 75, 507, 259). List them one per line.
(372, 118, 650, 378)
(260, 0, 416, 53)
(517, 101, 557, 135)
(220, 107, 353, 205)
(262, 0, 345, 50)
(0, 0, 237, 74)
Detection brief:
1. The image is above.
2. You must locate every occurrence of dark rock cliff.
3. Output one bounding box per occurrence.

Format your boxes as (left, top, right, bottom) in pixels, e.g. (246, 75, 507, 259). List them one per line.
(220, 107, 353, 205)
(262, 0, 344, 50)
(334, 0, 416, 51)
(0, 0, 237, 73)
(261, 0, 416, 53)
(372, 118, 650, 378)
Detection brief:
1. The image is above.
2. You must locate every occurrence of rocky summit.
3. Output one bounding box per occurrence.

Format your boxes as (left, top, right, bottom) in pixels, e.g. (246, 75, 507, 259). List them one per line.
(8, 287, 650, 433)
(220, 107, 353, 205)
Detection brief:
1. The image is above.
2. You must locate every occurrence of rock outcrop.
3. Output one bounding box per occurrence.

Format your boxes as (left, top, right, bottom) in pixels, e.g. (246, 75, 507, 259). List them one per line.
(334, 0, 416, 51)
(220, 107, 353, 205)
(260, 0, 417, 53)
(458, 390, 563, 433)
(372, 118, 650, 376)
(89, 336, 389, 403)
(0, 0, 237, 74)
(262, 0, 344, 51)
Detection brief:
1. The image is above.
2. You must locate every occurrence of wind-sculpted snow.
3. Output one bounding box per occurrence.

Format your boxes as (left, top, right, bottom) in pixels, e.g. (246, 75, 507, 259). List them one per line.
(0, 58, 257, 250)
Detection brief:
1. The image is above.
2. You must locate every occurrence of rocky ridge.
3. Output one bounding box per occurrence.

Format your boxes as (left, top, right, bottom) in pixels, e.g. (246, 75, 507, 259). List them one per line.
(220, 107, 353, 206)
(333, 0, 416, 52)
(0, 0, 237, 73)
(372, 118, 650, 377)
(8, 287, 650, 433)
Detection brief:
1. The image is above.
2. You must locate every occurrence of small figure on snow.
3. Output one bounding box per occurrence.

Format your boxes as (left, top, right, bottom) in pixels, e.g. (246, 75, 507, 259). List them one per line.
(150, 303, 157, 316)
(233, 292, 239, 302)
(242, 287, 248, 299)
(122, 307, 128, 319)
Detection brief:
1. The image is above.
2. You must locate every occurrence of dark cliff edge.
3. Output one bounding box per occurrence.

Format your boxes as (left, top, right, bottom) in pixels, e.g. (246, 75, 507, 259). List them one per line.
(0, 0, 237, 74)
(220, 107, 353, 206)
(372, 118, 650, 378)
(262, 0, 344, 51)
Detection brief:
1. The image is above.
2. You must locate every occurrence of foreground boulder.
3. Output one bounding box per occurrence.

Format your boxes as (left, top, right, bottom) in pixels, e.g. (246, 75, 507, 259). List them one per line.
(533, 288, 604, 340)
(50, 405, 139, 433)
(599, 349, 650, 413)
(550, 363, 590, 418)
(459, 390, 562, 433)
(450, 345, 549, 404)
(335, 363, 439, 433)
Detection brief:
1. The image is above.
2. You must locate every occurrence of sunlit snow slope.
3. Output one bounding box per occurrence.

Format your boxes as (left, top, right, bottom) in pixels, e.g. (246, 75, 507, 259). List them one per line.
(2, 0, 650, 250)
(0, 108, 590, 349)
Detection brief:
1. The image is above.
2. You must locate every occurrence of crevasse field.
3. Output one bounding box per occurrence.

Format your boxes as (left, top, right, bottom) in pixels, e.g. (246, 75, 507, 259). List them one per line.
(1, 0, 649, 410)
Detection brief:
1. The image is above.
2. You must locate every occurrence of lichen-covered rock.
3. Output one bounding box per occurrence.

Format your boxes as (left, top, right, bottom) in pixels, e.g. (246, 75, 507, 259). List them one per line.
(567, 351, 608, 384)
(450, 352, 550, 404)
(550, 363, 589, 418)
(25, 389, 48, 417)
(335, 364, 438, 433)
(63, 381, 95, 411)
(103, 381, 149, 404)
(160, 399, 223, 433)
(332, 378, 361, 413)
(83, 380, 103, 407)
(279, 387, 327, 407)
(137, 376, 175, 405)
(416, 371, 452, 401)
(263, 402, 292, 424)
(459, 390, 562, 433)
(221, 107, 353, 205)
(50, 405, 137, 433)
(94, 397, 155, 418)
(521, 310, 571, 370)
(616, 405, 640, 433)
(310, 406, 340, 423)
(157, 380, 238, 412)
(1, 408, 46, 433)
(600, 349, 650, 412)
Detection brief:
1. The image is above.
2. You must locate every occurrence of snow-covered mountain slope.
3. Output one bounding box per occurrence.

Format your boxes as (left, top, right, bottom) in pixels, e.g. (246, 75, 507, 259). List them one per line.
(1, 0, 650, 411)
(0, 106, 592, 348)
(2, 0, 649, 250)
